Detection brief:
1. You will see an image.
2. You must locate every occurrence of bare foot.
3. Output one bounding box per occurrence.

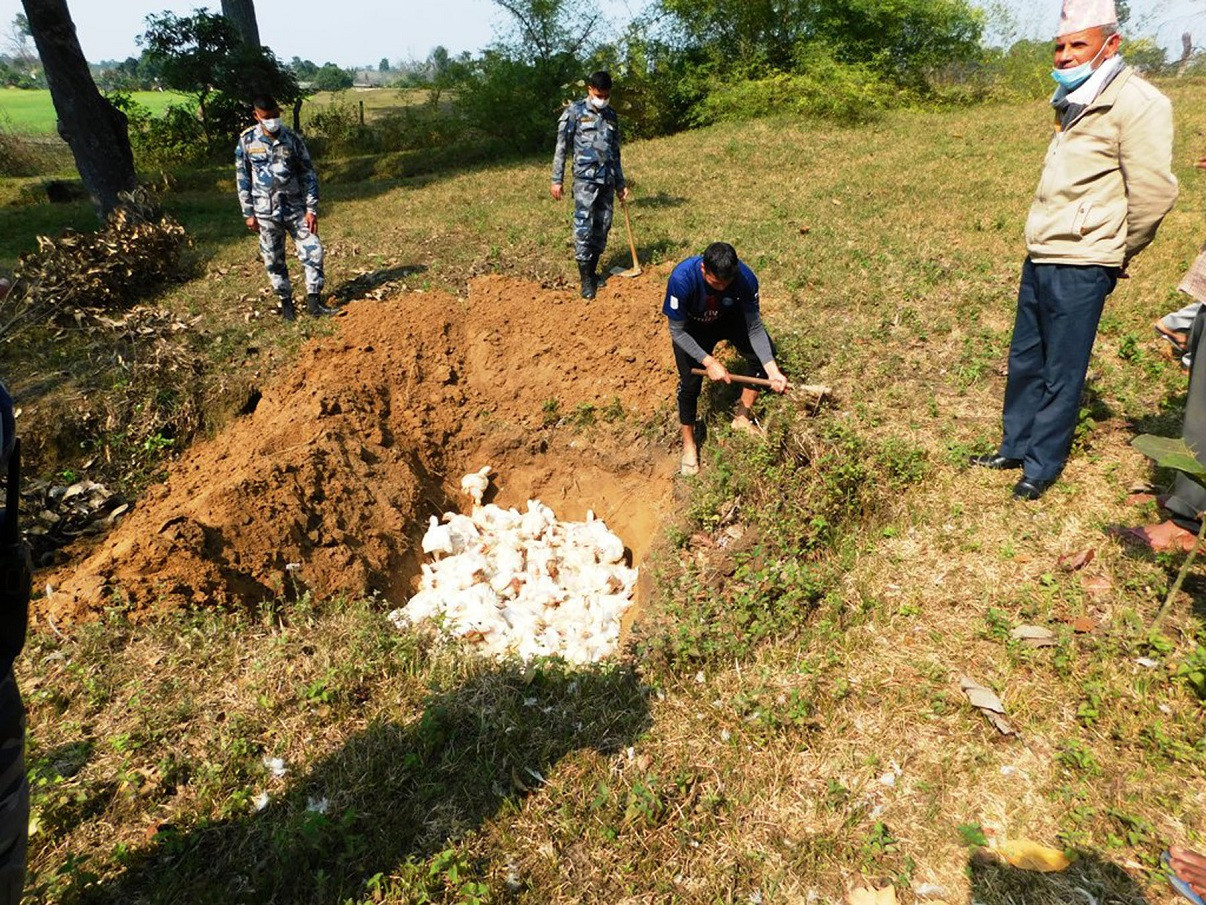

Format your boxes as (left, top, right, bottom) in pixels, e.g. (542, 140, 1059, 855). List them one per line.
(680, 449, 699, 477)
(1170, 847, 1206, 899)
(1120, 520, 1200, 553)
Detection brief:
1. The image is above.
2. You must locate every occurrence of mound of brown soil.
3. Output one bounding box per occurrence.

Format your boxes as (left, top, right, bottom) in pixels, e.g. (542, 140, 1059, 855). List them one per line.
(42, 273, 678, 626)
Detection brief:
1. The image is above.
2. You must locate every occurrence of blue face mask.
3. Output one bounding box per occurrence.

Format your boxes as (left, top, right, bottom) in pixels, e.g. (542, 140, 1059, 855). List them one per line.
(1051, 40, 1109, 91)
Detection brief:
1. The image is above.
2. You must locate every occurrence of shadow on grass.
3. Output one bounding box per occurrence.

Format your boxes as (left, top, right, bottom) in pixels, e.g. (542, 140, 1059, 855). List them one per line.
(968, 849, 1151, 904)
(600, 237, 683, 276)
(630, 193, 687, 210)
(329, 264, 429, 304)
(89, 662, 651, 904)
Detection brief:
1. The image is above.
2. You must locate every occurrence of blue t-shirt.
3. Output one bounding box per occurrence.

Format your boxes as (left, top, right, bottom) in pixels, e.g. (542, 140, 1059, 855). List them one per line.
(662, 255, 760, 325)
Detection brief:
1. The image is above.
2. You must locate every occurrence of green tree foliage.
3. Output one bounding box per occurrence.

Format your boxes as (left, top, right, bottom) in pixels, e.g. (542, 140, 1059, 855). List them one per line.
(94, 54, 162, 92)
(451, 0, 605, 152)
(1125, 36, 1168, 74)
(492, 0, 601, 65)
(290, 56, 319, 81)
(454, 49, 582, 152)
(656, 0, 984, 86)
(312, 62, 354, 91)
(138, 10, 298, 151)
(379, 57, 390, 72)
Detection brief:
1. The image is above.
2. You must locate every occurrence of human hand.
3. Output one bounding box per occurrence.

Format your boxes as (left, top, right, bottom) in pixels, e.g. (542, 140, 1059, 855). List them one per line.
(1195, 155, 1206, 171)
(619, 186, 631, 203)
(703, 357, 730, 384)
(245, 216, 259, 233)
(765, 363, 789, 394)
(551, 184, 563, 201)
(305, 211, 318, 235)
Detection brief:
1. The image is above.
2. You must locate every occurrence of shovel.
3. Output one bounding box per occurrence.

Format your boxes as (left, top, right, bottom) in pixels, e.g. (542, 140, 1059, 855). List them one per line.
(609, 195, 642, 278)
(690, 368, 831, 406)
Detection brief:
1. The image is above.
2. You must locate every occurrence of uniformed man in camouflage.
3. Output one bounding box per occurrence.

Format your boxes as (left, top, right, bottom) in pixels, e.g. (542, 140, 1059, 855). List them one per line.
(236, 94, 334, 320)
(551, 70, 630, 300)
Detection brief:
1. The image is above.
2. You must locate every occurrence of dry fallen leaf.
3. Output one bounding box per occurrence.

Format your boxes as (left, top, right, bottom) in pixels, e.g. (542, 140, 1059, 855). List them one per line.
(960, 677, 1005, 713)
(996, 838, 1073, 873)
(1058, 549, 1095, 571)
(1011, 625, 1056, 648)
(1081, 574, 1113, 599)
(960, 677, 1016, 736)
(1071, 615, 1100, 633)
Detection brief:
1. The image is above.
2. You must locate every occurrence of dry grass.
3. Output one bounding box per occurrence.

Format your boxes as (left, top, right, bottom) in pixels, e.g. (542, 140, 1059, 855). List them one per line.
(9, 78, 1206, 903)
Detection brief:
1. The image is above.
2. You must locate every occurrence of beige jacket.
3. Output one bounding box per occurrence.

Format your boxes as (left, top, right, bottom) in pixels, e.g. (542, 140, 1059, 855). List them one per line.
(1025, 65, 1178, 268)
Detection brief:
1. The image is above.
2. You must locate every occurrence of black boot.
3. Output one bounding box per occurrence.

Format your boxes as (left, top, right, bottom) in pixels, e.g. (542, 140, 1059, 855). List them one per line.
(577, 261, 596, 300)
(306, 292, 336, 317)
(587, 254, 601, 292)
(279, 295, 296, 321)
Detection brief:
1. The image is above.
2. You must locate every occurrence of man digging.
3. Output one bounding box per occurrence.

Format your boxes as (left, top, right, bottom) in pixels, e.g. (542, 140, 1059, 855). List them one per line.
(664, 242, 789, 476)
(236, 94, 335, 321)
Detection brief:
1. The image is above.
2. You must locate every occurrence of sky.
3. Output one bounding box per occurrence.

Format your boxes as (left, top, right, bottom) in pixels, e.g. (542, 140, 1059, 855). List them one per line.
(0, 0, 1202, 67)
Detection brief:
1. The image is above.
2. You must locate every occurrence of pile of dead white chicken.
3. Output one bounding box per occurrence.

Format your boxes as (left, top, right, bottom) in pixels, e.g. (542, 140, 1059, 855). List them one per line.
(388, 467, 638, 665)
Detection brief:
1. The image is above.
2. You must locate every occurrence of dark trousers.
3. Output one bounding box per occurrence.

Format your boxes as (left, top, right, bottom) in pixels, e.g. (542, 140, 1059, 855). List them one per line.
(1000, 259, 1118, 482)
(1164, 307, 1206, 530)
(674, 314, 771, 426)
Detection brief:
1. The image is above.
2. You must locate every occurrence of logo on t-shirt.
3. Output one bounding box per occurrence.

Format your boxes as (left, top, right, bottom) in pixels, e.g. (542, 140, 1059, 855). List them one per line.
(695, 289, 725, 323)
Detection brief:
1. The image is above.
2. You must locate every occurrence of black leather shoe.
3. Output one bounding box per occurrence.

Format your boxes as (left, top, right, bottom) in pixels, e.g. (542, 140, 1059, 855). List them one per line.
(970, 453, 1023, 470)
(1012, 476, 1054, 501)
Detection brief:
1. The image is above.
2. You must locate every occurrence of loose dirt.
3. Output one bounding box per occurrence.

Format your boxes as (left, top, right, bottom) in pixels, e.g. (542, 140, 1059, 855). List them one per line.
(42, 272, 679, 625)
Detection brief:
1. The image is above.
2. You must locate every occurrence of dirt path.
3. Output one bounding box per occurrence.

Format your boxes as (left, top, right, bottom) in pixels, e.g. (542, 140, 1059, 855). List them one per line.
(42, 272, 678, 625)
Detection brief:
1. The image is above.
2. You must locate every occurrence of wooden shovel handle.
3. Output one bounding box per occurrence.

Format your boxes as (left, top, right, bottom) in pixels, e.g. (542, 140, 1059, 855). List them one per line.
(689, 368, 830, 397)
(620, 195, 639, 271)
(691, 368, 778, 389)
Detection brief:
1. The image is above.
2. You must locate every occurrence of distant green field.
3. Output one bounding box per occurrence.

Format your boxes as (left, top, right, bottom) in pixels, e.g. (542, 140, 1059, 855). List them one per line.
(0, 87, 438, 136)
(0, 88, 192, 134)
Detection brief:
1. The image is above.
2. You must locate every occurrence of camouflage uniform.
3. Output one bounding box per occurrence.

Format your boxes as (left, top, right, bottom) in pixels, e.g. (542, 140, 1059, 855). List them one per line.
(235, 123, 324, 302)
(552, 99, 626, 263)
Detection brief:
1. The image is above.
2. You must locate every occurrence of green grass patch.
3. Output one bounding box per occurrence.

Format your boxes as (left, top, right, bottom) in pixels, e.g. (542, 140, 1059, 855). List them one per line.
(0, 89, 192, 135)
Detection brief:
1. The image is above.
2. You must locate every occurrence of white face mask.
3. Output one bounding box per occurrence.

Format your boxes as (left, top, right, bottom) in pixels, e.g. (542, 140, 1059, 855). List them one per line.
(587, 95, 609, 110)
(259, 117, 282, 133)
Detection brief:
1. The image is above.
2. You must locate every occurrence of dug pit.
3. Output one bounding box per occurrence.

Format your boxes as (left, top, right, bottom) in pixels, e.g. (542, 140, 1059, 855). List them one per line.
(41, 273, 677, 627)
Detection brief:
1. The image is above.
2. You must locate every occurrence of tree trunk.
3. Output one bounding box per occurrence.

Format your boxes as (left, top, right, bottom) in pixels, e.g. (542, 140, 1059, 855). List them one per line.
(221, 0, 261, 48)
(21, 0, 136, 218)
(1177, 32, 1193, 78)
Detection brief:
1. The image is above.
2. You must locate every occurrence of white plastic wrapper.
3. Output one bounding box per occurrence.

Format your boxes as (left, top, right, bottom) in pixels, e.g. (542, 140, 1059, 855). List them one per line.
(388, 469, 637, 664)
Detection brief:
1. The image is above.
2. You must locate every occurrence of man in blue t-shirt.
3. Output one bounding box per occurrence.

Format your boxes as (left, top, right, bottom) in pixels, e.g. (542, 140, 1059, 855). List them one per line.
(664, 242, 788, 475)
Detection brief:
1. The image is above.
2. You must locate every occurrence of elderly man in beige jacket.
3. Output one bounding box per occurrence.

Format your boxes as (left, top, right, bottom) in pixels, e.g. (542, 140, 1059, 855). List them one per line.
(972, 0, 1178, 501)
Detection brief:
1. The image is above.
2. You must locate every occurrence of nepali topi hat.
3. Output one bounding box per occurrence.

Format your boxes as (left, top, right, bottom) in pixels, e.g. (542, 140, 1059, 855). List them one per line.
(1056, 0, 1118, 36)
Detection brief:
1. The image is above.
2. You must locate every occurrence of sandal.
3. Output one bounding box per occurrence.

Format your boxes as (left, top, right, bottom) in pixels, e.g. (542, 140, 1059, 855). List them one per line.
(1164, 851, 1206, 905)
(1156, 321, 1190, 355)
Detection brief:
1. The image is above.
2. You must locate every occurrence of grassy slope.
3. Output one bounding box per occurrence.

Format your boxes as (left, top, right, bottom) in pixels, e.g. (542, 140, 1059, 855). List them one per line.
(14, 79, 1206, 903)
